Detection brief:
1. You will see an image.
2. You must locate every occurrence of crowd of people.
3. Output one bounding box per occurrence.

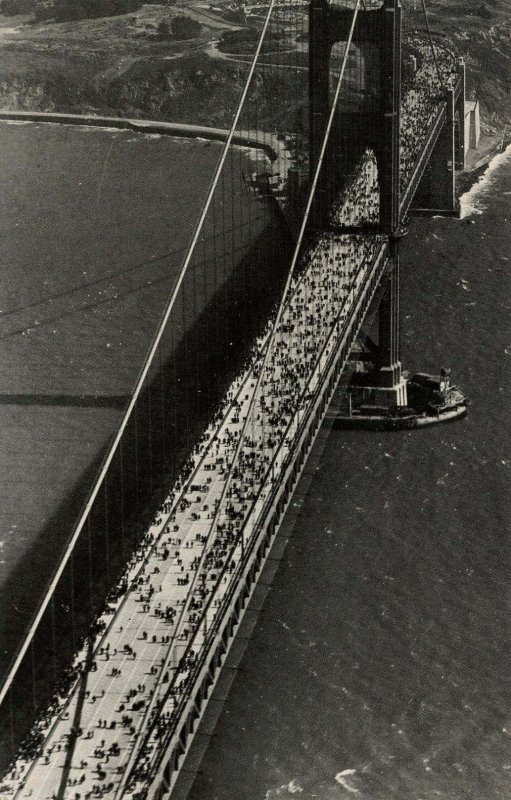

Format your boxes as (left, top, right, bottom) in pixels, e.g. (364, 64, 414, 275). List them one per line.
(123, 230, 385, 797)
(330, 149, 380, 227)
(2, 39, 459, 800)
(400, 38, 459, 192)
(2, 154, 386, 800)
(327, 41, 458, 226)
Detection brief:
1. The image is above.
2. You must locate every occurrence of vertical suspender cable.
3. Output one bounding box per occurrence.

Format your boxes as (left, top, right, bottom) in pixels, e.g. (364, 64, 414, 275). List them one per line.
(104, 481, 110, 587)
(158, 345, 166, 505)
(9, 688, 15, 760)
(87, 517, 93, 621)
(118, 440, 126, 563)
(70, 552, 76, 655)
(193, 215, 199, 430)
(171, 328, 177, 482)
(51, 595, 58, 683)
(204, 186, 212, 413)
(133, 402, 140, 513)
(214, 151, 220, 400)
(30, 641, 37, 715)
(148, 375, 154, 500)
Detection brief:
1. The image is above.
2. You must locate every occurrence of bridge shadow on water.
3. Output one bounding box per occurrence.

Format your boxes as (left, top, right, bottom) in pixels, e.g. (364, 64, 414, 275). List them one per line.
(0, 205, 294, 772)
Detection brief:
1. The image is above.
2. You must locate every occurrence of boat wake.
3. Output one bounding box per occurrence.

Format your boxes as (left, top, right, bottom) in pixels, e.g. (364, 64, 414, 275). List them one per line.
(335, 769, 360, 794)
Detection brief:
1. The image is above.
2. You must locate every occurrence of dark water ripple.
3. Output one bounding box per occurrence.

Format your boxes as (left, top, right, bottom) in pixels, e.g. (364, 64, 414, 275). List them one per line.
(189, 152, 511, 799)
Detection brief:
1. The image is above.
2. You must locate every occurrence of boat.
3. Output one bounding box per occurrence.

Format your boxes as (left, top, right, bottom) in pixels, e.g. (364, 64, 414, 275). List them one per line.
(331, 368, 468, 431)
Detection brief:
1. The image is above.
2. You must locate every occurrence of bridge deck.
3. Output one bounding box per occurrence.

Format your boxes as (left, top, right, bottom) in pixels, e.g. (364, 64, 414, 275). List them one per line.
(2, 227, 386, 800)
(1, 41, 462, 800)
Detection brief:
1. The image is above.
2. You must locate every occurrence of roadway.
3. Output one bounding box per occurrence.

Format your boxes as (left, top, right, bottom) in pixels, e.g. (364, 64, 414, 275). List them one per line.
(2, 207, 385, 800)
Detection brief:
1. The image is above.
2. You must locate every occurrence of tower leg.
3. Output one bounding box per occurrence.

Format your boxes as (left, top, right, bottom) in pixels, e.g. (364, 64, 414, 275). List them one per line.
(349, 243, 408, 409)
(308, 0, 332, 229)
(378, 0, 402, 235)
(374, 247, 408, 407)
(455, 58, 466, 170)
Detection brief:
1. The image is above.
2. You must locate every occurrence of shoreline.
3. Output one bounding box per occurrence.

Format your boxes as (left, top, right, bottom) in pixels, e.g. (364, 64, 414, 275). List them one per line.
(0, 109, 506, 201)
(0, 111, 281, 161)
(457, 134, 511, 196)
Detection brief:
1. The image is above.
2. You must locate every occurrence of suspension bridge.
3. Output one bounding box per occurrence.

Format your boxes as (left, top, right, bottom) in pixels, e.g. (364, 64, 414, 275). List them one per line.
(0, 1, 468, 798)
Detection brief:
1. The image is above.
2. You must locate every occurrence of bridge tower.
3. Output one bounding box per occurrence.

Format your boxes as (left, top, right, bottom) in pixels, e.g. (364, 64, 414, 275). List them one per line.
(309, 0, 407, 407)
(309, 0, 402, 235)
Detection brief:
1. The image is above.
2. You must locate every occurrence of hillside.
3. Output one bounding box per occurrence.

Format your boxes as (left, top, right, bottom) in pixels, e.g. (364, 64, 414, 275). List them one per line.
(0, 1, 508, 131)
(429, 0, 511, 133)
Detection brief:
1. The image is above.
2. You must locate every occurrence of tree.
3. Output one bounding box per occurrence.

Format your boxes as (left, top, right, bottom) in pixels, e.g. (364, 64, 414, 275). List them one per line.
(170, 15, 200, 40)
